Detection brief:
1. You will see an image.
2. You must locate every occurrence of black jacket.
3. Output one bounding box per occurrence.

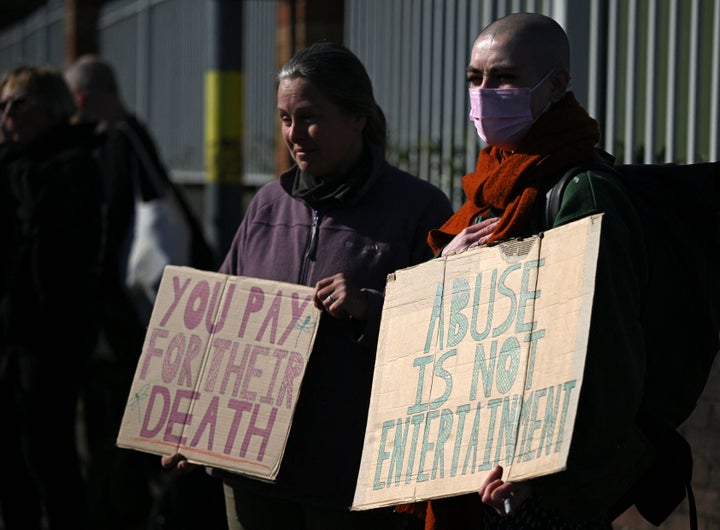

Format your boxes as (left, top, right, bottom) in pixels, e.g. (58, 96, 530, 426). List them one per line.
(0, 123, 104, 361)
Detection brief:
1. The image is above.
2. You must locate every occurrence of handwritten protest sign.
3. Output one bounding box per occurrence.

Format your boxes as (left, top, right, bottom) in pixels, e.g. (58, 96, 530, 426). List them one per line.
(352, 215, 602, 510)
(117, 266, 321, 481)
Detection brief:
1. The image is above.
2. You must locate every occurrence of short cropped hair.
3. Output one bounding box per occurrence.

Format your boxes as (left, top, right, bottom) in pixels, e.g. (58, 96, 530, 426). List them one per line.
(64, 54, 119, 96)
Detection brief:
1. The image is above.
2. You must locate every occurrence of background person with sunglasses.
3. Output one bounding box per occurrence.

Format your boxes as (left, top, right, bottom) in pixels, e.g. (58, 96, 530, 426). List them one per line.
(0, 65, 104, 530)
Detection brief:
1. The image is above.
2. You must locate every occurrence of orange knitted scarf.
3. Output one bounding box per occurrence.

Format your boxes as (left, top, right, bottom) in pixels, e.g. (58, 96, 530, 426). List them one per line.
(427, 92, 600, 254)
(404, 93, 600, 530)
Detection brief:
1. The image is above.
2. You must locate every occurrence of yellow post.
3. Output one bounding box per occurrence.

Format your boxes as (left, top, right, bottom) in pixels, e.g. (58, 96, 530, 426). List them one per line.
(205, 70, 244, 185)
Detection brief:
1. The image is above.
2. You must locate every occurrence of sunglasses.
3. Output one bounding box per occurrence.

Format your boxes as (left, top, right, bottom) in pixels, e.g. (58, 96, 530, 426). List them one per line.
(0, 96, 28, 116)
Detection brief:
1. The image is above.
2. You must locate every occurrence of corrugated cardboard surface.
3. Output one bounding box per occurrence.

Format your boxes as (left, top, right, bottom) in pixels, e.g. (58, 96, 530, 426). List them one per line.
(353, 215, 602, 510)
(117, 266, 321, 481)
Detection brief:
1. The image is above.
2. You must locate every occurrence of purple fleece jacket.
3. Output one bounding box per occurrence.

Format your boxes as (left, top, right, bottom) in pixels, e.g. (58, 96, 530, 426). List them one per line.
(215, 148, 453, 508)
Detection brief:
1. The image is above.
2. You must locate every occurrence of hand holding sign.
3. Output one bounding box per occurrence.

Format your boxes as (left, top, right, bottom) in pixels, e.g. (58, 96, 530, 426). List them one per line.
(478, 465, 532, 516)
(161, 452, 194, 473)
(314, 273, 368, 321)
(352, 216, 603, 510)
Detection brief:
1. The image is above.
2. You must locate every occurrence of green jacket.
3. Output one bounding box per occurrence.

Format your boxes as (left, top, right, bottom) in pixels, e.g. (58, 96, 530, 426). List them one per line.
(526, 168, 653, 520)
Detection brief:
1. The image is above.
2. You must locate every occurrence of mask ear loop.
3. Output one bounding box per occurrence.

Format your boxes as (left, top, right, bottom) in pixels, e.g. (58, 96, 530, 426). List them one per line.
(529, 69, 556, 93)
(535, 69, 571, 119)
(529, 70, 557, 123)
(549, 71, 572, 103)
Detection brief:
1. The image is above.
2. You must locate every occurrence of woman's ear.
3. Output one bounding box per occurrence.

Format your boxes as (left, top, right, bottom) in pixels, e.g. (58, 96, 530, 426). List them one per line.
(551, 69, 571, 102)
(354, 114, 367, 134)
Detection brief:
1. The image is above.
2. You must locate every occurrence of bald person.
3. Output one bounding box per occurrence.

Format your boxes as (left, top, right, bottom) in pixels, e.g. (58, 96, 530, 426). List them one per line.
(65, 55, 179, 528)
(399, 12, 652, 530)
(65, 54, 128, 129)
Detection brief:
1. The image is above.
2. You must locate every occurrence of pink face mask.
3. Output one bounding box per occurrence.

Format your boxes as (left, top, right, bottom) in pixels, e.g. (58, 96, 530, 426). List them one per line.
(468, 71, 553, 151)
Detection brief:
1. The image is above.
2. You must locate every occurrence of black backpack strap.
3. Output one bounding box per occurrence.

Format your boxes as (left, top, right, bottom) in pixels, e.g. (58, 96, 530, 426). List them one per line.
(544, 160, 620, 229)
(544, 167, 580, 229)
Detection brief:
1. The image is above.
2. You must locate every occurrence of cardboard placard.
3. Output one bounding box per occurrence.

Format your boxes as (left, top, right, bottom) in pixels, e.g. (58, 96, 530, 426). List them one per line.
(117, 266, 321, 481)
(352, 215, 602, 510)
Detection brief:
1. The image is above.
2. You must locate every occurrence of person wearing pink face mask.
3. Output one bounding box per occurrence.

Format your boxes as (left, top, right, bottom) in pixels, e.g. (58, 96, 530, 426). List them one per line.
(398, 12, 651, 530)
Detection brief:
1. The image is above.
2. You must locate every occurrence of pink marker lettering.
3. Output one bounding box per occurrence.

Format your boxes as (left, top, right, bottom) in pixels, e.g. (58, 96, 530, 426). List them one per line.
(240, 404, 277, 462)
(206, 283, 235, 334)
(237, 287, 264, 338)
(261, 349, 287, 405)
(204, 338, 231, 393)
(163, 389, 199, 445)
(177, 334, 203, 387)
(162, 333, 185, 383)
(241, 345, 269, 401)
(140, 328, 169, 380)
(189, 395, 219, 450)
(276, 352, 305, 409)
(224, 399, 253, 454)
(220, 343, 251, 396)
(256, 291, 282, 343)
(159, 276, 192, 327)
(184, 280, 210, 330)
(140, 385, 171, 438)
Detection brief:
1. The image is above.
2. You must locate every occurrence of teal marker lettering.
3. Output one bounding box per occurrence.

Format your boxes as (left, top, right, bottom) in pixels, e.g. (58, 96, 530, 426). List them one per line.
(447, 278, 470, 347)
(555, 380, 577, 452)
(404, 413, 426, 484)
(462, 402, 482, 475)
(524, 329, 546, 390)
(537, 384, 563, 458)
(387, 417, 411, 487)
(492, 263, 521, 337)
(496, 394, 520, 465)
(479, 398, 502, 471)
(429, 349, 457, 410)
(408, 355, 433, 414)
(431, 409, 454, 480)
(417, 410, 440, 482)
(470, 270, 497, 341)
(521, 388, 546, 462)
(373, 420, 395, 489)
(470, 341, 498, 400)
(424, 283, 445, 352)
(516, 258, 544, 333)
(451, 404, 470, 477)
(496, 336, 520, 394)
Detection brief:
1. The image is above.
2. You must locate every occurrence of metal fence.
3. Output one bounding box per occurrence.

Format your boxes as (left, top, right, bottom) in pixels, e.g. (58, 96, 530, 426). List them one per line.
(98, 0, 208, 182)
(347, 0, 720, 207)
(100, 0, 279, 185)
(0, 0, 279, 187)
(2, 0, 719, 205)
(0, 0, 64, 70)
(595, 0, 720, 164)
(346, 0, 605, 206)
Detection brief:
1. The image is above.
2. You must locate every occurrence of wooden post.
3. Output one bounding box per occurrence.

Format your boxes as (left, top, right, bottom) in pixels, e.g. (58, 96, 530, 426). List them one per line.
(64, 0, 100, 67)
(274, 0, 344, 175)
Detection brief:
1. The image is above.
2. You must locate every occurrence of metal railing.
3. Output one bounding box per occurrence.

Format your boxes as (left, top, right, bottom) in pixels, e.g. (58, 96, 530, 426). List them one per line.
(2, 0, 718, 200)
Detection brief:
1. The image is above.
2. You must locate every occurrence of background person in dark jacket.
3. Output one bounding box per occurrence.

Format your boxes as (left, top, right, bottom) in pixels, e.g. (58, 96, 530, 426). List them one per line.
(162, 42, 454, 530)
(64, 53, 175, 530)
(0, 64, 103, 530)
(65, 54, 222, 530)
